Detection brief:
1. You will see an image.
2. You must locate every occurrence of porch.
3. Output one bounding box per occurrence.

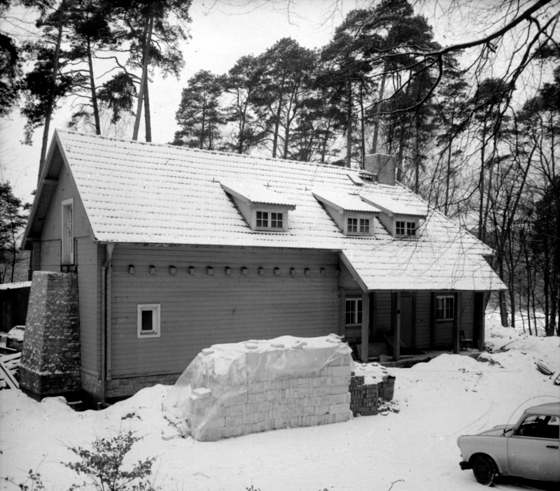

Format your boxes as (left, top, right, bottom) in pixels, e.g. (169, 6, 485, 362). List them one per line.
(342, 290, 487, 363)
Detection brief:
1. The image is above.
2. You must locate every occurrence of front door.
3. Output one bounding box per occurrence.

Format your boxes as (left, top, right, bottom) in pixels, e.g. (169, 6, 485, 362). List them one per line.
(401, 295, 414, 348)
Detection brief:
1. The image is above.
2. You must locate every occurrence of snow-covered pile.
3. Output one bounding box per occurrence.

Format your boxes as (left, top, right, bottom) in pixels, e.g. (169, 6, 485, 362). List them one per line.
(163, 335, 354, 441)
(1, 317, 559, 491)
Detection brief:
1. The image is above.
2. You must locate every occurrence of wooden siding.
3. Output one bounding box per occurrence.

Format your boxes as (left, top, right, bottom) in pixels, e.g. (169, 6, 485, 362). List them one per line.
(36, 157, 101, 377)
(374, 292, 392, 334)
(109, 245, 340, 378)
(76, 239, 101, 375)
(426, 291, 476, 350)
(415, 292, 433, 350)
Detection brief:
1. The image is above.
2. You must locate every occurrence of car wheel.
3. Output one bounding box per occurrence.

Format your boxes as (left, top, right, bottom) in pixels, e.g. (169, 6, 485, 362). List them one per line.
(472, 454, 498, 486)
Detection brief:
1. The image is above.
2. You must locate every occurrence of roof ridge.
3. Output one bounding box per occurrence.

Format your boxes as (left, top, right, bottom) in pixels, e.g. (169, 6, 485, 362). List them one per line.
(57, 129, 358, 175)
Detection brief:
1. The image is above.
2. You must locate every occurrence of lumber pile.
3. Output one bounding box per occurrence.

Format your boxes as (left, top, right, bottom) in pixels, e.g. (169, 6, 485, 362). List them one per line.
(0, 352, 21, 389)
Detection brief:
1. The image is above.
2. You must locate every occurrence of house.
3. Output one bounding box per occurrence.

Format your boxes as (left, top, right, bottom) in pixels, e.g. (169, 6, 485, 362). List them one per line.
(20, 130, 504, 403)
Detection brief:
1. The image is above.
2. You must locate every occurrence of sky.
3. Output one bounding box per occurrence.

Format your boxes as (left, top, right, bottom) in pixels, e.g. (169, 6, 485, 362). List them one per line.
(0, 0, 369, 203)
(0, 0, 525, 204)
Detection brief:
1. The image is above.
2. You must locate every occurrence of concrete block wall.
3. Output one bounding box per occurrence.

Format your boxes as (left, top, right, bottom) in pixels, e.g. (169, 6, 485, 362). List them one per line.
(177, 336, 354, 442)
(349, 374, 396, 416)
(19, 271, 81, 400)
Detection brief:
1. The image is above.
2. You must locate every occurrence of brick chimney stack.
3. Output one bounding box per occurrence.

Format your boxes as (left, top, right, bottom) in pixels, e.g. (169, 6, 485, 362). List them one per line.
(363, 154, 396, 185)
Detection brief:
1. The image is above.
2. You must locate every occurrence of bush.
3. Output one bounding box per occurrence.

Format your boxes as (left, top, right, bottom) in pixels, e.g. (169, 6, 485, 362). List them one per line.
(65, 431, 158, 491)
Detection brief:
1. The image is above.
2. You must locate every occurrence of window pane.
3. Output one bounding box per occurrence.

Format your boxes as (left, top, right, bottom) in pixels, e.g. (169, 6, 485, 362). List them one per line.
(257, 211, 268, 227)
(141, 310, 153, 332)
(407, 222, 415, 235)
(346, 299, 355, 324)
(271, 212, 283, 228)
(360, 219, 370, 233)
(396, 221, 405, 235)
(348, 218, 357, 233)
(346, 298, 363, 324)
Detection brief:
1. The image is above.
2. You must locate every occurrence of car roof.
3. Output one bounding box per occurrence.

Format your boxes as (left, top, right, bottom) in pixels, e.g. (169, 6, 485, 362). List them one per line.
(524, 403, 560, 417)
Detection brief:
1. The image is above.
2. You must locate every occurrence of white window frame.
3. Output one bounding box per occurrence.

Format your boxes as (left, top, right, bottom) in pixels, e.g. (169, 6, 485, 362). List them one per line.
(345, 297, 363, 326)
(137, 304, 161, 338)
(345, 215, 373, 236)
(61, 198, 74, 265)
(254, 208, 287, 231)
(395, 219, 418, 237)
(436, 295, 455, 321)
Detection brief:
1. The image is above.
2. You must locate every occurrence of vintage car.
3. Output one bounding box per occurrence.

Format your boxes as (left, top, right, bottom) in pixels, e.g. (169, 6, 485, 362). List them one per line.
(457, 402, 560, 486)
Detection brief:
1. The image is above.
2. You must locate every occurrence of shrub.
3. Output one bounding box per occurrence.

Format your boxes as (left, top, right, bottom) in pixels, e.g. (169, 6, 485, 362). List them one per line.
(65, 431, 158, 491)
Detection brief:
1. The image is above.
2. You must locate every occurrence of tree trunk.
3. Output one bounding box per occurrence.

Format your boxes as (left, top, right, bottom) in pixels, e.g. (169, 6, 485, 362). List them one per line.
(359, 84, 366, 169)
(87, 36, 101, 135)
(478, 120, 487, 242)
(132, 8, 154, 141)
(143, 77, 152, 142)
(444, 141, 453, 215)
(346, 80, 352, 168)
(371, 68, 387, 154)
(38, 2, 66, 183)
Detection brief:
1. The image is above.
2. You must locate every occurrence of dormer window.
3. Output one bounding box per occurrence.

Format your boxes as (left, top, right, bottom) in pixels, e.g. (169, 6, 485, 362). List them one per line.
(347, 217, 370, 235)
(313, 190, 379, 237)
(395, 220, 417, 237)
(395, 221, 416, 236)
(220, 180, 296, 233)
(360, 194, 426, 239)
(256, 211, 284, 230)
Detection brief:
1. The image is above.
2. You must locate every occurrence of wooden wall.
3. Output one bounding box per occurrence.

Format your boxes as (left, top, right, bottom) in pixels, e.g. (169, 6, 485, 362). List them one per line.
(34, 158, 101, 378)
(109, 245, 340, 378)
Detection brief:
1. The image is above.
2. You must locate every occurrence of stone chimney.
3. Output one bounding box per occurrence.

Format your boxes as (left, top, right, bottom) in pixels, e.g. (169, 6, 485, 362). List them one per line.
(363, 154, 396, 186)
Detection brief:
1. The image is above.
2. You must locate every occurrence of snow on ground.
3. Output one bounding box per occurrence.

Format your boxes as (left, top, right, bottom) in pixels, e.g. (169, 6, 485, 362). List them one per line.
(1, 318, 559, 491)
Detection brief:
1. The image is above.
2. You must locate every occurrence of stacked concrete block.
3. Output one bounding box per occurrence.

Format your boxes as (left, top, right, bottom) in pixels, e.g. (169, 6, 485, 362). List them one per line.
(168, 335, 354, 442)
(349, 373, 396, 417)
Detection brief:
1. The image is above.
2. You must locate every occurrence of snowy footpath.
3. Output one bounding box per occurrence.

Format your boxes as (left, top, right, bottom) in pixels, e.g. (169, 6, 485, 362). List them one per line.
(1, 318, 559, 491)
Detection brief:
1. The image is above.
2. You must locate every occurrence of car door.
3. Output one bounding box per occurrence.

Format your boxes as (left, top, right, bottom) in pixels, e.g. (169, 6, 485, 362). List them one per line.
(507, 414, 560, 482)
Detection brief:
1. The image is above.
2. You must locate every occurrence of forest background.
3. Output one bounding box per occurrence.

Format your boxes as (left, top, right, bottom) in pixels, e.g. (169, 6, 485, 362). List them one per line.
(0, 0, 558, 337)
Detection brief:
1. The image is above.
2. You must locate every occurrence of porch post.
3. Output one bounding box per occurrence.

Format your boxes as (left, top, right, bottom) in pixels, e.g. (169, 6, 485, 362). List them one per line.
(453, 291, 462, 354)
(393, 292, 401, 361)
(361, 292, 370, 362)
(430, 292, 436, 350)
(339, 288, 347, 338)
(477, 292, 486, 350)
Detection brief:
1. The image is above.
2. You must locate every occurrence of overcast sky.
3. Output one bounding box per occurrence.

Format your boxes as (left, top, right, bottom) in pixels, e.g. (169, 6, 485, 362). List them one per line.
(0, 1, 371, 202)
(0, 0, 510, 203)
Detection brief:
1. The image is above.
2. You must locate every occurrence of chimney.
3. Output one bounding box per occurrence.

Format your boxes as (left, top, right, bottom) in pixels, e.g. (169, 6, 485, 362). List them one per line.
(363, 154, 396, 185)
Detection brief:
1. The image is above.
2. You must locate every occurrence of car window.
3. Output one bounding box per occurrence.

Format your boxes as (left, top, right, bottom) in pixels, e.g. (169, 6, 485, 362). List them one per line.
(515, 415, 560, 439)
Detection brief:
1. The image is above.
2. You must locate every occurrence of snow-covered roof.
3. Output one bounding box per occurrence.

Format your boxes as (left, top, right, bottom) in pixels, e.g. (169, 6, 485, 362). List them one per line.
(361, 191, 428, 217)
(312, 189, 380, 213)
(220, 179, 296, 208)
(25, 130, 505, 291)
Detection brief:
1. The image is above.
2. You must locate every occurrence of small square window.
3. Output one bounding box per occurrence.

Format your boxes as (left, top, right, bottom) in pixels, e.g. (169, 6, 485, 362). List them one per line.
(271, 212, 283, 228)
(396, 221, 405, 235)
(347, 218, 358, 233)
(359, 218, 370, 233)
(137, 304, 161, 338)
(256, 211, 268, 228)
(436, 296, 454, 321)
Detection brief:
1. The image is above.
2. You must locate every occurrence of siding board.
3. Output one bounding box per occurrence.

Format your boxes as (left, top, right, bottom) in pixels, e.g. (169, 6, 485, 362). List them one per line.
(109, 245, 340, 377)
